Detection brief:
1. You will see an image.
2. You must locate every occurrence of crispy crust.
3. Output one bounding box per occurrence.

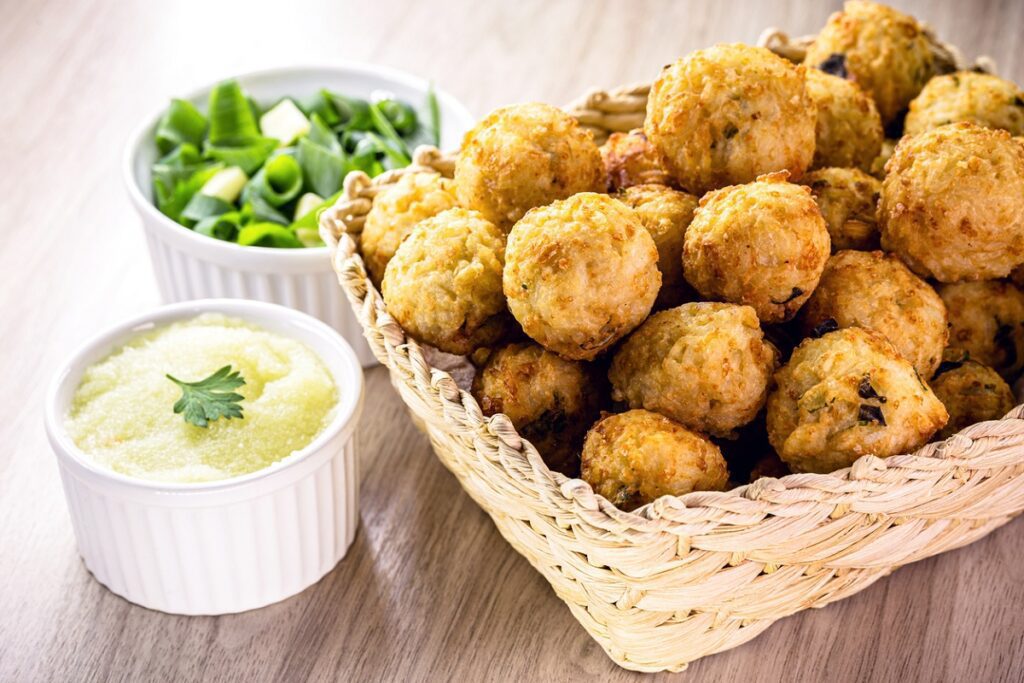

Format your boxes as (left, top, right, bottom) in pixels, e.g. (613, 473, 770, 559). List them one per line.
(581, 409, 729, 511)
(609, 302, 778, 436)
(805, 69, 883, 171)
(683, 173, 831, 322)
(361, 172, 458, 286)
(804, 0, 934, 124)
(879, 122, 1024, 282)
(454, 103, 604, 230)
(645, 43, 816, 194)
(600, 130, 673, 191)
(471, 342, 603, 476)
(504, 193, 660, 360)
(930, 350, 1016, 440)
(939, 280, 1024, 381)
(767, 327, 948, 474)
(905, 71, 1024, 137)
(801, 167, 881, 251)
(382, 208, 510, 355)
(799, 250, 948, 378)
(617, 184, 699, 309)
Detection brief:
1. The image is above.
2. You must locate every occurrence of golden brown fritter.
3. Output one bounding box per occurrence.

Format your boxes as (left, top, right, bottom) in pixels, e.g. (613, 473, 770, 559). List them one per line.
(471, 342, 602, 476)
(929, 348, 1016, 440)
(361, 172, 459, 286)
(581, 409, 729, 511)
(600, 129, 672, 191)
(939, 280, 1024, 381)
(683, 172, 831, 322)
(799, 250, 948, 378)
(617, 184, 699, 309)
(905, 71, 1024, 137)
(645, 43, 816, 194)
(382, 208, 509, 355)
(504, 193, 660, 361)
(801, 167, 882, 251)
(805, 69, 884, 171)
(804, 1, 935, 124)
(767, 327, 947, 474)
(879, 122, 1024, 282)
(454, 103, 604, 230)
(609, 302, 778, 436)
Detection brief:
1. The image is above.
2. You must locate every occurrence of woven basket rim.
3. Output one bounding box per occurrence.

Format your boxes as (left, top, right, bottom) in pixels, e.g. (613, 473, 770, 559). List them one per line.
(316, 29, 1023, 533)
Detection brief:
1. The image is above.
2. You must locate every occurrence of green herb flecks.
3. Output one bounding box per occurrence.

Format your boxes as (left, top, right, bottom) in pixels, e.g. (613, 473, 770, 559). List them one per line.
(167, 365, 246, 428)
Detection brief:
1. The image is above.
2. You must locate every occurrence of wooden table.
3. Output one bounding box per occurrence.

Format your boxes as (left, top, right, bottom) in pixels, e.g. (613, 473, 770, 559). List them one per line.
(2, 0, 1022, 680)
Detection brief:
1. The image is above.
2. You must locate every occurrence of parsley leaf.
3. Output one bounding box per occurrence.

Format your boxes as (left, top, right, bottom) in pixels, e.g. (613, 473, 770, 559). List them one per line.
(166, 365, 246, 428)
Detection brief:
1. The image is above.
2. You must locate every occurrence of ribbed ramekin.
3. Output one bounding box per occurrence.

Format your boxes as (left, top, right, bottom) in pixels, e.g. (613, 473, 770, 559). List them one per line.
(44, 299, 364, 615)
(123, 65, 475, 368)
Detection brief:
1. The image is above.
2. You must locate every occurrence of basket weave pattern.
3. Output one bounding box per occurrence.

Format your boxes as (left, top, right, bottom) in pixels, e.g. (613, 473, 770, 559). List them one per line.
(319, 32, 1024, 672)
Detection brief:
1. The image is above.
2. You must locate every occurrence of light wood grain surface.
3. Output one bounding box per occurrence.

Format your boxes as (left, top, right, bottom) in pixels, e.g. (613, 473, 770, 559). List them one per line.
(2, 0, 1022, 680)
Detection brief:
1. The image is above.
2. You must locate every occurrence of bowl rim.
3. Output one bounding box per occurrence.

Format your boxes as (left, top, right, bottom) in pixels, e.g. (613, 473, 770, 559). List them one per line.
(44, 298, 364, 494)
(122, 62, 474, 265)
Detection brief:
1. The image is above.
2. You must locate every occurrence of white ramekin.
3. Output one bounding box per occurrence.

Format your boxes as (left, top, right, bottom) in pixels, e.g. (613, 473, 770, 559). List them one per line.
(123, 65, 475, 368)
(44, 299, 365, 615)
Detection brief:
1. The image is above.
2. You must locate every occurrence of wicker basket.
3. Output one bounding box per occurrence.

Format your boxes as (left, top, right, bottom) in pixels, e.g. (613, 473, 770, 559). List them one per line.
(319, 30, 1024, 672)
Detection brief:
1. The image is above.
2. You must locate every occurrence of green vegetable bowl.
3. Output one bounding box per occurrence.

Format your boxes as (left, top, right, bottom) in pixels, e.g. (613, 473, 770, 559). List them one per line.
(124, 65, 474, 367)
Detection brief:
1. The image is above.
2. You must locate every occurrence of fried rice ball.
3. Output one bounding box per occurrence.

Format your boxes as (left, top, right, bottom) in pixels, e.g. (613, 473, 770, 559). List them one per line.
(905, 71, 1024, 137)
(382, 208, 509, 355)
(471, 342, 602, 476)
(609, 302, 778, 436)
(683, 172, 831, 322)
(454, 103, 604, 230)
(799, 250, 948, 378)
(767, 327, 948, 474)
(801, 167, 881, 251)
(600, 130, 672, 191)
(879, 122, 1024, 282)
(581, 409, 729, 511)
(804, 1, 935, 124)
(939, 280, 1024, 381)
(617, 184, 699, 309)
(805, 69, 884, 171)
(930, 348, 1016, 440)
(644, 43, 816, 194)
(504, 193, 660, 360)
(360, 172, 459, 286)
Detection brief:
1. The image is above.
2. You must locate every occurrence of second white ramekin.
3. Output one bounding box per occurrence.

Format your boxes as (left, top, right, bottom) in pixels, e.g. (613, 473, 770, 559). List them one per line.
(44, 299, 364, 615)
(124, 65, 476, 368)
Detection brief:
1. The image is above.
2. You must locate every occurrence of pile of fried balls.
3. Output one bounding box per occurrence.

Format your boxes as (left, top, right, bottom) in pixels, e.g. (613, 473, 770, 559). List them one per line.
(366, 1, 1024, 511)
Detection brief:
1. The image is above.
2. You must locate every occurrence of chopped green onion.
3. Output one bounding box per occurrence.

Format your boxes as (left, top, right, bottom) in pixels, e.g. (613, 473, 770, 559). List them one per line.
(156, 163, 223, 223)
(204, 137, 277, 175)
(244, 193, 290, 225)
(207, 80, 261, 145)
(289, 189, 343, 232)
(238, 222, 303, 248)
(297, 135, 345, 197)
(365, 131, 411, 168)
(194, 212, 242, 241)
(295, 228, 324, 247)
(200, 166, 248, 203)
(259, 98, 311, 146)
(247, 154, 303, 207)
(299, 90, 341, 128)
(328, 92, 373, 130)
(377, 99, 417, 136)
(181, 193, 232, 224)
(294, 192, 324, 221)
(155, 99, 208, 155)
(368, 101, 412, 160)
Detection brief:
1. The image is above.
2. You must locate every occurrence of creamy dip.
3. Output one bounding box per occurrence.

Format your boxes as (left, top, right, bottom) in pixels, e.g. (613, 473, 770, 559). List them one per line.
(66, 313, 337, 483)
